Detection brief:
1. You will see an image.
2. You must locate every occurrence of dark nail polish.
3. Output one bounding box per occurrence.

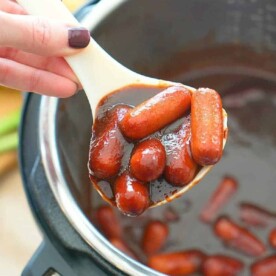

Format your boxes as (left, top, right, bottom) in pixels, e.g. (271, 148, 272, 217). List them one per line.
(68, 27, 90, 49)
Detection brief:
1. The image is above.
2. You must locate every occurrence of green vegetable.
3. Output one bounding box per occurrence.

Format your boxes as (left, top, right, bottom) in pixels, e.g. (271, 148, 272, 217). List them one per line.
(0, 132, 18, 154)
(0, 109, 21, 137)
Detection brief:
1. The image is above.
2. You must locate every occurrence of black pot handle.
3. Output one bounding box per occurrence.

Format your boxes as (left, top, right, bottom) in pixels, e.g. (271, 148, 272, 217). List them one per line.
(22, 240, 75, 276)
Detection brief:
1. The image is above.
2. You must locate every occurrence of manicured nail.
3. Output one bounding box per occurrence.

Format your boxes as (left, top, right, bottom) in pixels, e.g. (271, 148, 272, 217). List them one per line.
(68, 27, 90, 49)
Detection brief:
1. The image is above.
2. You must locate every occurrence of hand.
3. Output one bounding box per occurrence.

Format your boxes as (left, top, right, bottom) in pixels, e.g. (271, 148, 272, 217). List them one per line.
(0, 0, 90, 97)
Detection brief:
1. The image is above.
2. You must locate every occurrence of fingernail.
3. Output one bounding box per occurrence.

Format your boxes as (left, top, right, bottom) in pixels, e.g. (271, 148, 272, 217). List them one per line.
(68, 27, 90, 49)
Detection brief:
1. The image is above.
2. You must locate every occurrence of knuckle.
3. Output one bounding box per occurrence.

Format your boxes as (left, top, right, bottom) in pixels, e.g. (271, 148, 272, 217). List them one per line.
(31, 17, 51, 47)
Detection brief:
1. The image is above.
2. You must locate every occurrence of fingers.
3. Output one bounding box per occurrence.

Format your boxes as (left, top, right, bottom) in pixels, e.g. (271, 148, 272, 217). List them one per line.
(0, 47, 79, 84)
(0, 57, 78, 97)
(0, 0, 26, 14)
(0, 11, 90, 56)
(0, 1, 87, 97)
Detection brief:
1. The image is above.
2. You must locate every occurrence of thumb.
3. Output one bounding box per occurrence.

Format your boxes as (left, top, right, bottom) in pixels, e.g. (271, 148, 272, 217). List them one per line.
(0, 11, 90, 56)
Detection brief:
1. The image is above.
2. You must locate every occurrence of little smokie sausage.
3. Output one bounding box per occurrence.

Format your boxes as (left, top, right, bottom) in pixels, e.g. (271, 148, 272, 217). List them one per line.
(148, 250, 206, 275)
(239, 202, 276, 227)
(119, 85, 191, 140)
(114, 172, 149, 216)
(202, 255, 244, 276)
(95, 205, 122, 239)
(214, 217, 266, 257)
(164, 117, 198, 186)
(251, 256, 276, 276)
(130, 139, 166, 182)
(191, 88, 223, 166)
(200, 176, 238, 223)
(89, 105, 131, 179)
(141, 220, 169, 255)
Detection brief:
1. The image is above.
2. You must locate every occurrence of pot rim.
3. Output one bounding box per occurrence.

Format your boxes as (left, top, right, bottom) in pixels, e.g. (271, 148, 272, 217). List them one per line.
(39, 0, 163, 275)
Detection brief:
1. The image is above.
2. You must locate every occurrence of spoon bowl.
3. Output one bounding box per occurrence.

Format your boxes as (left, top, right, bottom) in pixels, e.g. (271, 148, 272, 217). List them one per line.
(17, 0, 228, 209)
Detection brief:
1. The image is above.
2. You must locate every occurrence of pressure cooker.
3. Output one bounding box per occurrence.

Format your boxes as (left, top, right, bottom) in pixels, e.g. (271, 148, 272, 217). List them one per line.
(20, 0, 276, 275)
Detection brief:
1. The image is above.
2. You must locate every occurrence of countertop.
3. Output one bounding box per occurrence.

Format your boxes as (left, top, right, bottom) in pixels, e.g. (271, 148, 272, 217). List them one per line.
(0, 169, 42, 276)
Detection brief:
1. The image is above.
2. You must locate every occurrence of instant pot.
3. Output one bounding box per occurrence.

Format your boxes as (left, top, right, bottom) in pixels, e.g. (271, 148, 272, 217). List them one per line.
(20, 0, 276, 275)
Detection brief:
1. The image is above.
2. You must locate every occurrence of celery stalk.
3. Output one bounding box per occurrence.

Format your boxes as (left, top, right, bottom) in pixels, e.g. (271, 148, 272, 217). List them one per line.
(0, 110, 21, 137)
(0, 132, 18, 154)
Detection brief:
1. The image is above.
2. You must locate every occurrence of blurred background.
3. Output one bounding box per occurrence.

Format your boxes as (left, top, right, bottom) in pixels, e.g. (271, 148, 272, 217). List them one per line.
(0, 1, 87, 275)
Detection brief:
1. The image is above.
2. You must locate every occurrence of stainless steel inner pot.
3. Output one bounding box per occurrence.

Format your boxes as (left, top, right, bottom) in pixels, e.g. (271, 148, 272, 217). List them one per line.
(39, 0, 276, 275)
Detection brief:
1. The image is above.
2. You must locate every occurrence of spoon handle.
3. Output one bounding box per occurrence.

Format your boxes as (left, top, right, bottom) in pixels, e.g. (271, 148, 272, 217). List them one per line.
(16, 0, 137, 109)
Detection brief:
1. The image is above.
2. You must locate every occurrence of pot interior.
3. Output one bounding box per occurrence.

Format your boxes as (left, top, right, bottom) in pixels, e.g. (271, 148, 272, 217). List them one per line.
(54, 0, 276, 273)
